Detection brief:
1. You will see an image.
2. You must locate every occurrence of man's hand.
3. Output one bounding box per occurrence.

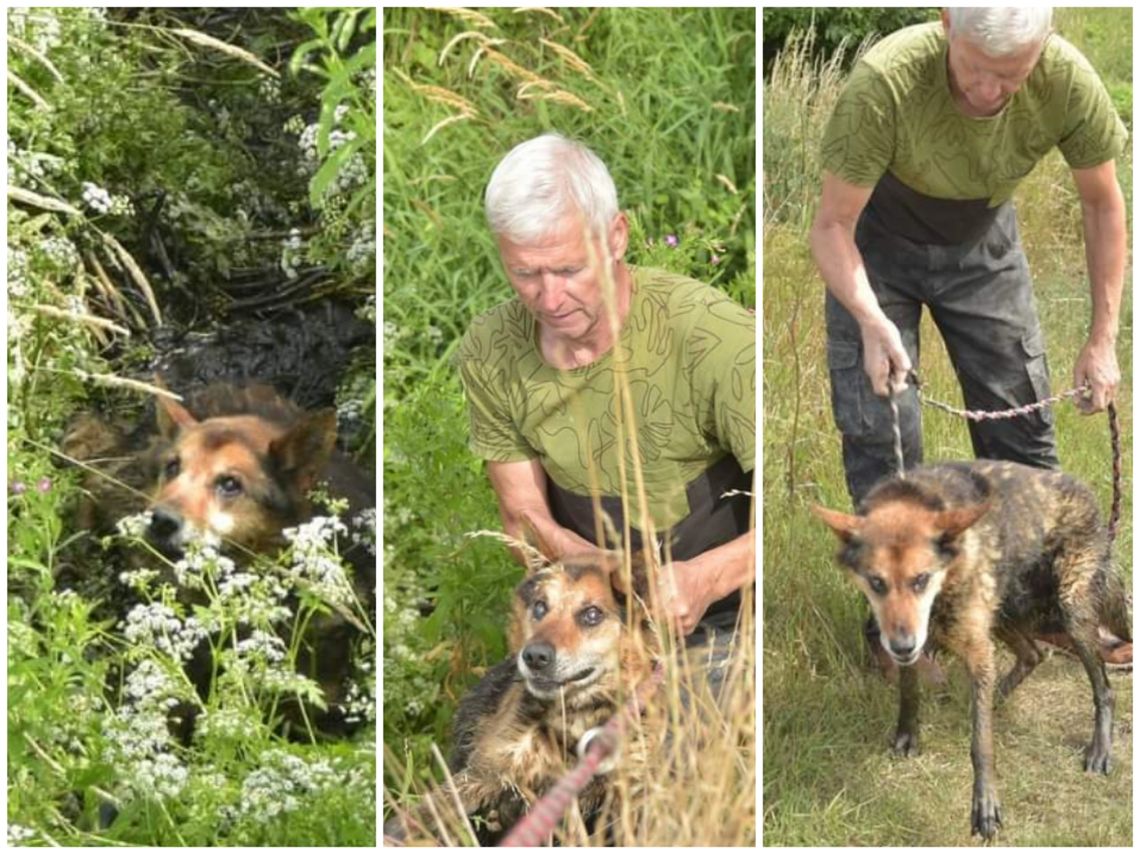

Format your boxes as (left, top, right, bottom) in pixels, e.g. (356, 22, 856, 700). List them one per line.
(656, 559, 718, 636)
(1073, 336, 1120, 413)
(861, 315, 912, 398)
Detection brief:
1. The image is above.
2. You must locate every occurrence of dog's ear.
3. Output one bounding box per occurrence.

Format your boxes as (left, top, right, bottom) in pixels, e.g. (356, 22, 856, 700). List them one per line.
(517, 511, 558, 574)
(155, 390, 197, 438)
(933, 501, 990, 540)
(811, 504, 862, 543)
(270, 409, 337, 491)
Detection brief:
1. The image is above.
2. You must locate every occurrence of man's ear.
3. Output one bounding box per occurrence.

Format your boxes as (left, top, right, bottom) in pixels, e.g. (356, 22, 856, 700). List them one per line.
(607, 211, 629, 263)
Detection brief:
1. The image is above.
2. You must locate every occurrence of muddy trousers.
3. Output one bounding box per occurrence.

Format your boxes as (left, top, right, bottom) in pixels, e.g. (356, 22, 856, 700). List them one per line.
(826, 202, 1060, 507)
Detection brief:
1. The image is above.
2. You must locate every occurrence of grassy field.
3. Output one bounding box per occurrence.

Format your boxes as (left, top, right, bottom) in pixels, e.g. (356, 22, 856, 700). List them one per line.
(383, 7, 756, 845)
(762, 8, 1133, 846)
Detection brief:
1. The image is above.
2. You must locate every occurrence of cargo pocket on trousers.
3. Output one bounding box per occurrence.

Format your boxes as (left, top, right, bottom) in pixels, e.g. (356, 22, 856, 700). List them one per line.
(828, 340, 875, 438)
(1020, 329, 1055, 427)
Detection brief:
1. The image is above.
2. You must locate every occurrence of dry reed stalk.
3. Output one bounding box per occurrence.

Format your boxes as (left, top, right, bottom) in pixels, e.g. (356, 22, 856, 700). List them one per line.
(168, 27, 279, 78)
(482, 48, 546, 86)
(9, 35, 65, 83)
(8, 186, 79, 215)
(513, 7, 565, 24)
(539, 38, 598, 81)
(716, 174, 739, 195)
(101, 235, 163, 326)
(438, 30, 503, 65)
(72, 369, 183, 400)
(26, 303, 130, 338)
(83, 249, 145, 329)
(430, 7, 497, 30)
(7, 70, 50, 110)
(422, 112, 474, 146)
(516, 87, 593, 112)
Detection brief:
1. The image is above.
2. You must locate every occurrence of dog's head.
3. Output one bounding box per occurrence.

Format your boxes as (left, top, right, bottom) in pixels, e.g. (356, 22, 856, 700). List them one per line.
(812, 490, 989, 666)
(146, 392, 336, 559)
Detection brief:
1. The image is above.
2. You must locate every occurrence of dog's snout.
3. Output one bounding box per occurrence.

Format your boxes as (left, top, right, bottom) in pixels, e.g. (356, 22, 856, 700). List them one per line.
(889, 634, 917, 658)
(522, 641, 555, 673)
(148, 506, 183, 542)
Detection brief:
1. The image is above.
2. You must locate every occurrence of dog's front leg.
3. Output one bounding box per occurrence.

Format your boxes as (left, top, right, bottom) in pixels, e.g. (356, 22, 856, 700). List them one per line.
(892, 662, 920, 756)
(966, 644, 1001, 839)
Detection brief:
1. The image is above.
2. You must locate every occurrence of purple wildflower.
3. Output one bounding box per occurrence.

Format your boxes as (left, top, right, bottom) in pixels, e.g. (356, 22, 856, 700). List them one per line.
(11, 481, 27, 495)
(665, 234, 679, 248)
(36, 477, 52, 493)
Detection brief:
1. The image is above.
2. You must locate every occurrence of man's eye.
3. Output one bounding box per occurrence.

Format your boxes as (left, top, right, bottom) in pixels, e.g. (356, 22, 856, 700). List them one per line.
(532, 601, 548, 620)
(216, 475, 243, 498)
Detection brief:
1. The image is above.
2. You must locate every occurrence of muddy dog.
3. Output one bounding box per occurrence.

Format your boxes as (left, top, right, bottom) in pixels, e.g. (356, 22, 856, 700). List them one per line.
(813, 460, 1131, 840)
(63, 382, 375, 736)
(385, 549, 660, 844)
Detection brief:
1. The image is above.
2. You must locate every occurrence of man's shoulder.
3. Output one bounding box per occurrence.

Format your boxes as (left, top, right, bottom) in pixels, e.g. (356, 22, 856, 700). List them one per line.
(858, 21, 944, 83)
(457, 297, 532, 367)
(1031, 34, 1106, 95)
(634, 266, 739, 308)
(631, 266, 754, 336)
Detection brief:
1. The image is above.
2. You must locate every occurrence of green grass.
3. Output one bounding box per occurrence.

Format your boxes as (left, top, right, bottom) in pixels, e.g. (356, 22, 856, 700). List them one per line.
(762, 7, 1132, 846)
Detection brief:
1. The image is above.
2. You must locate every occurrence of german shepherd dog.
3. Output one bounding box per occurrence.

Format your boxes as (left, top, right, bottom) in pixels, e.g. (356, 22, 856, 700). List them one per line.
(64, 382, 374, 735)
(813, 460, 1131, 840)
(385, 549, 660, 844)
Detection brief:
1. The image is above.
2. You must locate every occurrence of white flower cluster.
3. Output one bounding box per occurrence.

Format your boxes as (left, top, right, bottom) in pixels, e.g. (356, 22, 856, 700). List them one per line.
(7, 824, 37, 846)
(258, 75, 281, 104)
(116, 510, 152, 539)
(195, 706, 260, 741)
(283, 114, 306, 135)
(296, 108, 369, 197)
(346, 220, 375, 272)
(81, 181, 112, 214)
(118, 567, 160, 593)
(8, 247, 30, 298)
(338, 675, 375, 726)
(280, 227, 303, 280)
(282, 515, 354, 606)
(228, 750, 340, 824)
(349, 507, 376, 557)
(103, 660, 189, 801)
(234, 629, 287, 665)
(354, 293, 375, 323)
(172, 541, 237, 592)
(38, 235, 80, 271)
(121, 602, 207, 662)
(8, 143, 64, 189)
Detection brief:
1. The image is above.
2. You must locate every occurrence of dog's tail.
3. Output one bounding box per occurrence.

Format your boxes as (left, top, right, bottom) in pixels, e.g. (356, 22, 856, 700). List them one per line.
(1098, 565, 1133, 644)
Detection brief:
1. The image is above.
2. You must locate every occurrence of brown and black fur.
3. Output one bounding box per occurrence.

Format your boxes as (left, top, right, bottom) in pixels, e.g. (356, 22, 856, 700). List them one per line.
(63, 382, 375, 737)
(814, 460, 1131, 840)
(386, 551, 659, 845)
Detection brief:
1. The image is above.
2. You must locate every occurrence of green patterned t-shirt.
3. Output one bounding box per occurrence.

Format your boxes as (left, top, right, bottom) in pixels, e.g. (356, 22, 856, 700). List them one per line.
(821, 22, 1127, 205)
(457, 266, 755, 529)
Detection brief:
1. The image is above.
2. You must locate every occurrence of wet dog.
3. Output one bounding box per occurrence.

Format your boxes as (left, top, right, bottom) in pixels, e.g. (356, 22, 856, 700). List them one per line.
(814, 460, 1131, 840)
(385, 549, 660, 844)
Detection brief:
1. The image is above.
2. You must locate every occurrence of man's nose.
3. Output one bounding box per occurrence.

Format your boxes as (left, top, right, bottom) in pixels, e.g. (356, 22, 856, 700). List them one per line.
(536, 273, 564, 310)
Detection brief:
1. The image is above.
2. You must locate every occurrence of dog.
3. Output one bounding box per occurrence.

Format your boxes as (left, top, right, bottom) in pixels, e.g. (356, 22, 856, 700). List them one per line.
(63, 382, 375, 736)
(813, 460, 1131, 840)
(385, 547, 660, 845)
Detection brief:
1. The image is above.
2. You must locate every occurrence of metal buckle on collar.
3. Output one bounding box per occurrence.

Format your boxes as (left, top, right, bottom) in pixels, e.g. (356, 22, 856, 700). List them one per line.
(576, 726, 618, 774)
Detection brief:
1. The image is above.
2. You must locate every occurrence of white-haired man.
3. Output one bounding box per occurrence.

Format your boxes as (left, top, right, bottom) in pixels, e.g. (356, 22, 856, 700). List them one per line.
(458, 132, 755, 643)
(811, 7, 1129, 674)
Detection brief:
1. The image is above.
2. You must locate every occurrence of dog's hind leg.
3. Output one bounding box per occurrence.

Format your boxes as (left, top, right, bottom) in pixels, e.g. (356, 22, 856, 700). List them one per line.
(1061, 558, 1116, 774)
(994, 624, 1042, 700)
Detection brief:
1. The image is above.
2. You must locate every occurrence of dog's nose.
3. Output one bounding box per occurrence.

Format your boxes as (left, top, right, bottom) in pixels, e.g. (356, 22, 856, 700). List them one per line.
(522, 641, 555, 673)
(148, 506, 183, 543)
(889, 635, 917, 659)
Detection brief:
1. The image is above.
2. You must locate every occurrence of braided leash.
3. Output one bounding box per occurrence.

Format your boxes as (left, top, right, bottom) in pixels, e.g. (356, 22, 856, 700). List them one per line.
(499, 661, 665, 847)
(891, 373, 1122, 544)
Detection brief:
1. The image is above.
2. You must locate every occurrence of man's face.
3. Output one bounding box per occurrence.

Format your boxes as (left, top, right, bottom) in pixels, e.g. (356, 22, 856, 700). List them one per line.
(497, 211, 628, 343)
(944, 26, 1044, 117)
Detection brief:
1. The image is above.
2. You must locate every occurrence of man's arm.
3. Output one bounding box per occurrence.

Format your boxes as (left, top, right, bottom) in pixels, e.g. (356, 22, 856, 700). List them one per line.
(486, 458, 599, 564)
(1071, 160, 1125, 413)
(658, 528, 755, 636)
(809, 171, 910, 397)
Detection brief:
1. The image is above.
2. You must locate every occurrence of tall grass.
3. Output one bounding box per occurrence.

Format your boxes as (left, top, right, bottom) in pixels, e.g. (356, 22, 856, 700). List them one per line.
(762, 8, 1132, 846)
(383, 6, 756, 845)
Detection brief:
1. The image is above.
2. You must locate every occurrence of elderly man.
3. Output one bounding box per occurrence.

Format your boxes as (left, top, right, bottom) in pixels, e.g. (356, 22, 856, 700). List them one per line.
(811, 7, 1129, 673)
(457, 132, 755, 642)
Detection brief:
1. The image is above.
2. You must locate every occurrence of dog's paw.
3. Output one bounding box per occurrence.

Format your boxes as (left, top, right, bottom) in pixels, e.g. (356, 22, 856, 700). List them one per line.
(890, 729, 919, 757)
(970, 789, 1002, 840)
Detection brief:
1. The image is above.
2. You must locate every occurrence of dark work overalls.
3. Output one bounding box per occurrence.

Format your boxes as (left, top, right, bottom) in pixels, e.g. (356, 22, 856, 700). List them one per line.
(826, 171, 1060, 506)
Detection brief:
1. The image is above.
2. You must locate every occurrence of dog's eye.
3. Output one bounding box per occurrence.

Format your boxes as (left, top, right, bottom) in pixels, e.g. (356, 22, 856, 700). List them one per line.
(578, 606, 605, 627)
(163, 458, 180, 479)
(912, 573, 930, 593)
(216, 475, 243, 498)
(532, 601, 547, 620)
(867, 576, 888, 596)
